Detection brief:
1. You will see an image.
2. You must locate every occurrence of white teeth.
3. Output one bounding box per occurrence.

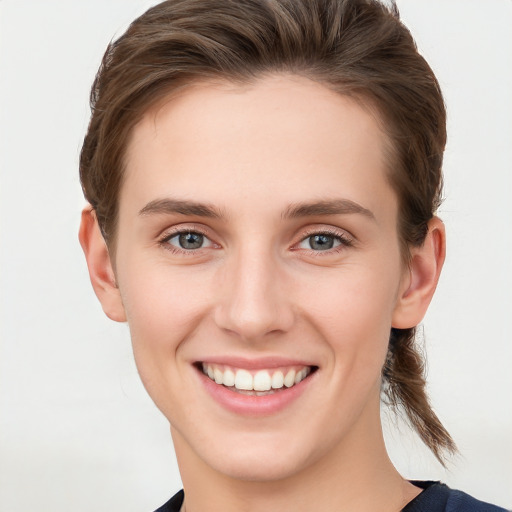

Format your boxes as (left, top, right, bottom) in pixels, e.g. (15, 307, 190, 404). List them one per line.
(202, 364, 312, 392)
(284, 369, 296, 388)
(214, 368, 223, 384)
(253, 370, 272, 391)
(271, 371, 284, 389)
(222, 368, 235, 387)
(234, 369, 253, 390)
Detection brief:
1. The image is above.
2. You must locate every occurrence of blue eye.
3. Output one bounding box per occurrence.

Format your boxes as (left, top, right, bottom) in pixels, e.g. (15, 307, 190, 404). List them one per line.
(309, 234, 338, 250)
(297, 232, 348, 251)
(165, 231, 213, 250)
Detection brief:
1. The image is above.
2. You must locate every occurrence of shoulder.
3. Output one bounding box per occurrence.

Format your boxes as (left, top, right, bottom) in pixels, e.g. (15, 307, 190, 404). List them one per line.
(445, 488, 509, 512)
(403, 481, 509, 512)
(152, 489, 184, 512)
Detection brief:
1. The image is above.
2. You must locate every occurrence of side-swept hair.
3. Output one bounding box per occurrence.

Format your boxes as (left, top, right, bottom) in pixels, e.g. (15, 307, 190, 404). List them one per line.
(80, 0, 456, 463)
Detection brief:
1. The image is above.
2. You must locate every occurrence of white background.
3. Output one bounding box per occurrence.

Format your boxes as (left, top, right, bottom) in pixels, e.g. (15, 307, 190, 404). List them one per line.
(0, 1, 511, 510)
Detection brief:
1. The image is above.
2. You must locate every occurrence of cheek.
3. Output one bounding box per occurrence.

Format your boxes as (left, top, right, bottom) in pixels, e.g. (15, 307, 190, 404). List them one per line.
(296, 262, 401, 377)
(117, 263, 212, 382)
(300, 263, 400, 334)
(120, 260, 208, 332)
(117, 269, 215, 422)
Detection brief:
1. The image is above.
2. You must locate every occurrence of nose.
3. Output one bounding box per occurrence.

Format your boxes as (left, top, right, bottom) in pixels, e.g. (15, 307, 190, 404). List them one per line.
(214, 247, 295, 341)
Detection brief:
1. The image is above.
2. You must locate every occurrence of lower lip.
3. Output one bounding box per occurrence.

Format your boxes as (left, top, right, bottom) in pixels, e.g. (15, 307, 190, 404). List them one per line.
(197, 369, 315, 416)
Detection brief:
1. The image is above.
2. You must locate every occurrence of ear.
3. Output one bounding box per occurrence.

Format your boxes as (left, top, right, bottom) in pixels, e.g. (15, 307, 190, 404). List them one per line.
(78, 206, 127, 322)
(392, 217, 446, 329)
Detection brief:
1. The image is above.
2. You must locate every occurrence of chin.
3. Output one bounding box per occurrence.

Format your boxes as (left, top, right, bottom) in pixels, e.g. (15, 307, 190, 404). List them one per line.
(207, 446, 312, 483)
(174, 423, 322, 483)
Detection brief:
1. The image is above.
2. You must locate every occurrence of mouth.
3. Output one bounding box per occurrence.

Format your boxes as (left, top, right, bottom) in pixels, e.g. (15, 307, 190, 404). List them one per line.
(197, 362, 318, 396)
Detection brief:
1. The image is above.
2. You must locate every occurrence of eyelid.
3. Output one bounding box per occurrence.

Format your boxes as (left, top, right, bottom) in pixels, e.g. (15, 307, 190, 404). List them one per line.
(159, 223, 208, 241)
(166, 232, 215, 249)
(158, 224, 220, 253)
(292, 226, 355, 252)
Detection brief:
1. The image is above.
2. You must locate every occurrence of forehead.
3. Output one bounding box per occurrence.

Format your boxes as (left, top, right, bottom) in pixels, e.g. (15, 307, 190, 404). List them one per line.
(122, 74, 395, 222)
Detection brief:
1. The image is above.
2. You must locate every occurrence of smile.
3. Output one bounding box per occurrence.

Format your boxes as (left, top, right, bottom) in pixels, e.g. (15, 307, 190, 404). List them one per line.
(201, 363, 313, 395)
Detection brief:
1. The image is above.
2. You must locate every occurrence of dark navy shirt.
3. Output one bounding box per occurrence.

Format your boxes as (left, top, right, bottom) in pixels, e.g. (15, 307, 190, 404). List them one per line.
(402, 481, 508, 511)
(154, 482, 509, 511)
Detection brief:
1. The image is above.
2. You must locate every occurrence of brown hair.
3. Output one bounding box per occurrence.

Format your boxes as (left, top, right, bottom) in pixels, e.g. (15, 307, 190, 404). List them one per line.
(80, 0, 456, 463)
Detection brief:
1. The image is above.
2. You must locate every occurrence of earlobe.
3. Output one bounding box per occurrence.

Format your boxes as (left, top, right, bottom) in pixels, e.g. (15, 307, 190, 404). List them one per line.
(78, 206, 127, 322)
(392, 217, 446, 329)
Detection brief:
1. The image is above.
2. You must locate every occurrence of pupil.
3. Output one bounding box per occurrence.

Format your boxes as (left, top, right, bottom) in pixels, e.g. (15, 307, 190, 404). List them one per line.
(310, 234, 334, 250)
(179, 232, 203, 249)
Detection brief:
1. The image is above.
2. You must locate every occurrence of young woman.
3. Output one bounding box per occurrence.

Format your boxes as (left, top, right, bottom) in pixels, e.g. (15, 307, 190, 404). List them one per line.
(78, 0, 508, 510)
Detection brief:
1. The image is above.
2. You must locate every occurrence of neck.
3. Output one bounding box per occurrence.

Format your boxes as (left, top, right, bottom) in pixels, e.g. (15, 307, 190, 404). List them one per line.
(172, 397, 420, 512)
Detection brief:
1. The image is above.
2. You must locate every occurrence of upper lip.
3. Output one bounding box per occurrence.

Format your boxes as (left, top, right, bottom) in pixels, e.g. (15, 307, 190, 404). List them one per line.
(196, 356, 317, 370)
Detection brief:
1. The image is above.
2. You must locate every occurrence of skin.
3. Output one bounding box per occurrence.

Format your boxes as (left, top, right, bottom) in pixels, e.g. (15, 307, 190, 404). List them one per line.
(80, 75, 445, 512)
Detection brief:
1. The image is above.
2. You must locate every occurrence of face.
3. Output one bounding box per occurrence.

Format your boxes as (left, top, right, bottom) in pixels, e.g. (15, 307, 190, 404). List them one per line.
(113, 75, 409, 481)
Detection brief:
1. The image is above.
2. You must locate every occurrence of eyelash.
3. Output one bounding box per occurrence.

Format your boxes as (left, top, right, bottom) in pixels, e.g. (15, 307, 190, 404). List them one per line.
(158, 227, 354, 255)
(294, 228, 354, 255)
(159, 226, 214, 255)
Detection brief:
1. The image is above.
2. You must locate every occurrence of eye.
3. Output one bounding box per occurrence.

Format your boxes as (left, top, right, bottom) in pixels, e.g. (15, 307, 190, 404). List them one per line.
(298, 234, 341, 251)
(164, 231, 215, 251)
(296, 230, 353, 252)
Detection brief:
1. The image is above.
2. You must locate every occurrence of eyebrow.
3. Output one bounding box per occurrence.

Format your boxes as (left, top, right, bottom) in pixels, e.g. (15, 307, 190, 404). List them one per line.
(138, 198, 225, 219)
(282, 199, 375, 220)
(138, 197, 375, 221)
